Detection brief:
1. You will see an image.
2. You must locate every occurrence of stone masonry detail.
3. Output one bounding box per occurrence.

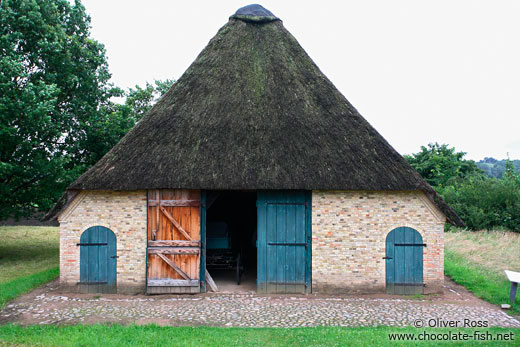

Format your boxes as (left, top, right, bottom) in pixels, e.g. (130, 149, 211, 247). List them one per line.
(59, 191, 147, 294)
(311, 190, 445, 294)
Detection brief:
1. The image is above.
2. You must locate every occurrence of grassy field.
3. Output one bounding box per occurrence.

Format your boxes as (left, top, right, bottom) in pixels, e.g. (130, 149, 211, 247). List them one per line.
(445, 229, 520, 315)
(0, 226, 59, 308)
(0, 325, 518, 346)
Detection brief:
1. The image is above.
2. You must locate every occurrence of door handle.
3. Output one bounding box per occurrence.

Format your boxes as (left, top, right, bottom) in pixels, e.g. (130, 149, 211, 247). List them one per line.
(383, 256, 392, 260)
(110, 256, 119, 259)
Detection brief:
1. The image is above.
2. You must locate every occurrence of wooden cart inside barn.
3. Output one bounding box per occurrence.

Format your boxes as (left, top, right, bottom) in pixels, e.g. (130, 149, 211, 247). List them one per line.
(206, 222, 243, 285)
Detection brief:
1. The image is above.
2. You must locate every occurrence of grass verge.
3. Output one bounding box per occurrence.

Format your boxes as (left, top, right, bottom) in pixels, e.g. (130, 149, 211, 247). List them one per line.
(0, 226, 59, 308)
(445, 250, 520, 315)
(444, 229, 520, 273)
(445, 229, 520, 316)
(0, 325, 518, 346)
(0, 267, 59, 309)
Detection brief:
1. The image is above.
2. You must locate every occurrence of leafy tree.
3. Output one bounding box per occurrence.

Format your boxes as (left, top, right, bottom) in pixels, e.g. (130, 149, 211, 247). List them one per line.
(85, 79, 175, 165)
(441, 173, 520, 232)
(0, 0, 121, 219)
(406, 144, 520, 232)
(404, 143, 483, 188)
(123, 79, 175, 122)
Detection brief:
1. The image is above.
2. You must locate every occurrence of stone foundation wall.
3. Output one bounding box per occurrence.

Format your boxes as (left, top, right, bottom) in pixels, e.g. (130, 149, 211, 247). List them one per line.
(311, 190, 445, 294)
(58, 190, 147, 294)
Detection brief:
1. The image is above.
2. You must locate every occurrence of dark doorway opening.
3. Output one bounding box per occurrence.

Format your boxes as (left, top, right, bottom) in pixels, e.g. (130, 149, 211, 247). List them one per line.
(206, 191, 257, 292)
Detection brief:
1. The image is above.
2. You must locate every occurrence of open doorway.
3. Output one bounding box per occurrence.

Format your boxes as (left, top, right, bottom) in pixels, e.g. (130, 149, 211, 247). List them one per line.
(205, 191, 257, 292)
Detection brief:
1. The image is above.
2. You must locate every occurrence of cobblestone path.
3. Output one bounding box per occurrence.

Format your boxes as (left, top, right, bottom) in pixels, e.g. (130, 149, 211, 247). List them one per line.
(1, 280, 519, 328)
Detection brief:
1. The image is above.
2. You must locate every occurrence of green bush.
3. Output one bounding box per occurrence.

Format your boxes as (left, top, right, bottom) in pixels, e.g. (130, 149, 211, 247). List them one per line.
(406, 143, 520, 232)
(440, 174, 520, 232)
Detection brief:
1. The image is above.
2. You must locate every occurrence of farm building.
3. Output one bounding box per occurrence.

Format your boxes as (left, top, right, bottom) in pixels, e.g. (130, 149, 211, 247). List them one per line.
(47, 5, 463, 295)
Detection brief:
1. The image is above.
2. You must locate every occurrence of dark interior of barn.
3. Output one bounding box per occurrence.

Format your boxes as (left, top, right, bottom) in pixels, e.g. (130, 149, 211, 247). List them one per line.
(205, 191, 257, 292)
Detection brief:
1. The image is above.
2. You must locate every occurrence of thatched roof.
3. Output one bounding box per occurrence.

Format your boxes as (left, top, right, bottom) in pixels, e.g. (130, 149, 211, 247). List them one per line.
(64, 5, 463, 226)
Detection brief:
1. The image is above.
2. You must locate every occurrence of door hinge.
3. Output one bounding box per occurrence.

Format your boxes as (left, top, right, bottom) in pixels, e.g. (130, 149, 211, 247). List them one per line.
(383, 256, 392, 260)
(110, 256, 119, 259)
(76, 242, 107, 246)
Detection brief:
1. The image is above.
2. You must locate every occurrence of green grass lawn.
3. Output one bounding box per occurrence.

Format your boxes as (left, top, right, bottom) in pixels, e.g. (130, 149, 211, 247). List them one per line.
(0, 325, 518, 346)
(0, 226, 59, 308)
(445, 229, 520, 315)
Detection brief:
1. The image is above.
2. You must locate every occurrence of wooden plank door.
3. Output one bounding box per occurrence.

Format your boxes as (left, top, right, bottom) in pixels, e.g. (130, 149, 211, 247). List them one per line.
(79, 226, 117, 294)
(147, 189, 201, 294)
(257, 191, 311, 294)
(385, 227, 424, 294)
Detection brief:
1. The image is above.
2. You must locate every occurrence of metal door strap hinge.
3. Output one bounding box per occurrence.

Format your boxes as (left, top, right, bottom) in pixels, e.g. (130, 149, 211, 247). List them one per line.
(76, 281, 108, 285)
(76, 243, 108, 246)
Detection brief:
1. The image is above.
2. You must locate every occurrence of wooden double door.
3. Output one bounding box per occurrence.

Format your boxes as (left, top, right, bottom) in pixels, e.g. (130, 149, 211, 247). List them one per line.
(146, 190, 311, 294)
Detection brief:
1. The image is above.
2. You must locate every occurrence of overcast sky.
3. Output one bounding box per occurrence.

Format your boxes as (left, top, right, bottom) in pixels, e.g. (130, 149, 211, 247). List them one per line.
(82, 0, 520, 160)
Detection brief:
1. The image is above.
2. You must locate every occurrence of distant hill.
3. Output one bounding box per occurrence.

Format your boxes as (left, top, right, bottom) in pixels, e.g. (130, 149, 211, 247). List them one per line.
(476, 157, 520, 178)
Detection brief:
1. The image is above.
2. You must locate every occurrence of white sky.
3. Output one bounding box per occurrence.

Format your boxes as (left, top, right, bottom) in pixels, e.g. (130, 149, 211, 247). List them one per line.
(82, 0, 520, 160)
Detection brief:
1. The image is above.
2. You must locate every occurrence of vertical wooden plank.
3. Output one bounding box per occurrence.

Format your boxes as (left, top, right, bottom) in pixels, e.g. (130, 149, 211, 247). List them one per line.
(160, 190, 167, 279)
(266, 203, 276, 293)
(414, 229, 423, 290)
(88, 227, 97, 293)
(404, 227, 413, 286)
(276, 203, 285, 294)
(156, 190, 160, 240)
(410, 228, 417, 287)
(110, 228, 117, 293)
(193, 190, 201, 282)
(286, 203, 295, 288)
(284, 203, 294, 293)
(394, 227, 403, 286)
(295, 203, 305, 288)
(98, 227, 107, 294)
(183, 191, 194, 279)
(200, 190, 206, 292)
(145, 191, 149, 293)
(305, 191, 312, 293)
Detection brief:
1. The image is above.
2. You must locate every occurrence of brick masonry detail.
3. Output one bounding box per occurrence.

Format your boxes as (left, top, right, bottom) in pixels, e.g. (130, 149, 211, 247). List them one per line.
(59, 191, 147, 294)
(311, 190, 445, 294)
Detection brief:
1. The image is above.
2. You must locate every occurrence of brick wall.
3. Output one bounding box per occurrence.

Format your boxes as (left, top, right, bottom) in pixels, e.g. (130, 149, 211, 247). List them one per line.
(58, 190, 147, 294)
(312, 190, 445, 294)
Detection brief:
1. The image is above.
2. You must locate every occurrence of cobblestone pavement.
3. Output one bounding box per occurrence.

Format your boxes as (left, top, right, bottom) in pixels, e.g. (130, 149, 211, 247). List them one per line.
(1, 279, 519, 328)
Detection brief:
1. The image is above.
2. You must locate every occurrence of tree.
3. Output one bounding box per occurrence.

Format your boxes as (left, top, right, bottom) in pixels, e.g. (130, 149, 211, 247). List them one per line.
(441, 173, 520, 232)
(0, 0, 121, 219)
(84, 79, 175, 165)
(406, 144, 520, 232)
(123, 79, 175, 122)
(404, 143, 483, 188)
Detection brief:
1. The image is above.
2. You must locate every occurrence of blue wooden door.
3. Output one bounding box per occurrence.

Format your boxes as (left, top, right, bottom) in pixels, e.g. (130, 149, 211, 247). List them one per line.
(79, 226, 117, 293)
(257, 191, 311, 294)
(385, 227, 424, 294)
